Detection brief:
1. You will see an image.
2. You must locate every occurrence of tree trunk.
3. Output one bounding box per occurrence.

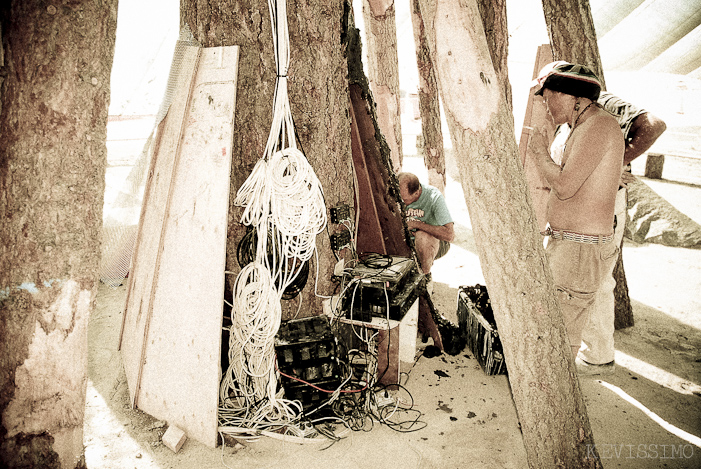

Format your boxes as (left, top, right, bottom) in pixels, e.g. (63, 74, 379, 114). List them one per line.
(0, 2, 117, 468)
(540, 0, 605, 87)
(518, 44, 558, 233)
(362, 0, 403, 172)
(416, 1, 602, 467)
(476, 0, 512, 113)
(180, 0, 354, 320)
(541, 0, 633, 329)
(410, 0, 446, 192)
(613, 250, 633, 329)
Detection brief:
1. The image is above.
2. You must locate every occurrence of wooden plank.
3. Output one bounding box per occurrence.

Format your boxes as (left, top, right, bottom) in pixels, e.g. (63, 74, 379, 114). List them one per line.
(133, 47, 203, 410)
(120, 45, 239, 448)
(517, 44, 557, 233)
(349, 84, 411, 257)
(120, 44, 201, 407)
(398, 299, 418, 365)
(350, 86, 386, 255)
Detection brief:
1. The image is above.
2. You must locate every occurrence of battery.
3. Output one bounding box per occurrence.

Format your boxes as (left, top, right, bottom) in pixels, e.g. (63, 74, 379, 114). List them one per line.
(275, 315, 342, 411)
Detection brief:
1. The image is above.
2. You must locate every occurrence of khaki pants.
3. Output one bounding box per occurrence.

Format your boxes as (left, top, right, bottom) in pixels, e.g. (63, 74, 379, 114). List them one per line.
(579, 188, 627, 364)
(546, 234, 619, 357)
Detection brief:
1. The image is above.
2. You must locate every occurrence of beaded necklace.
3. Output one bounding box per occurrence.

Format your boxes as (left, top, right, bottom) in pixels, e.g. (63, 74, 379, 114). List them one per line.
(571, 101, 594, 133)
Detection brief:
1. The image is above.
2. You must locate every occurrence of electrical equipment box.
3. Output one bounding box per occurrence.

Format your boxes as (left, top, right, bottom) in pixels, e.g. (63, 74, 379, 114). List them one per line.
(329, 204, 351, 224)
(324, 297, 419, 388)
(330, 230, 351, 251)
(341, 255, 422, 322)
(457, 285, 507, 376)
(275, 315, 342, 411)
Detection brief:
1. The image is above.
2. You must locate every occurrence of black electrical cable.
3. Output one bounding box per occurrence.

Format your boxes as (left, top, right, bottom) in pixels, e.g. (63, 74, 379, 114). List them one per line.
(236, 225, 309, 300)
(236, 225, 257, 267)
(359, 252, 393, 269)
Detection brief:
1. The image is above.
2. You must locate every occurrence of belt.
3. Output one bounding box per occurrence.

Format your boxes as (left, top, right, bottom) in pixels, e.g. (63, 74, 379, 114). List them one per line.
(541, 227, 613, 244)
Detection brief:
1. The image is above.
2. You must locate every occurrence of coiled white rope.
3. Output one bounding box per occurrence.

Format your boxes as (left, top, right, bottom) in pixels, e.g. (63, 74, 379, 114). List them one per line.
(269, 148, 326, 257)
(221, 0, 328, 434)
(222, 263, 279, 404)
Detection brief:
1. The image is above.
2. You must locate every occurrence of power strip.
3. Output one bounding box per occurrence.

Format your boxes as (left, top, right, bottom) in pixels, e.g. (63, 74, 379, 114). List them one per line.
(330, 230, 351, 251)
(330, 204, 351, 224)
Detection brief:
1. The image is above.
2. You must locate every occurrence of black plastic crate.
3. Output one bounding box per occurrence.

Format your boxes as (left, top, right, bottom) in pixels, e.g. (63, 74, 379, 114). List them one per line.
(458, 285, 507, 376)
(275, 315, 342, 410)
(282, 378, 342, 411)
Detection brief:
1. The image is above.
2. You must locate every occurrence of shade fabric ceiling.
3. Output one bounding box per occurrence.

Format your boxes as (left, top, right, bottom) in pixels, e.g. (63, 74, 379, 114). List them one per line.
(592, 0, 701, 78)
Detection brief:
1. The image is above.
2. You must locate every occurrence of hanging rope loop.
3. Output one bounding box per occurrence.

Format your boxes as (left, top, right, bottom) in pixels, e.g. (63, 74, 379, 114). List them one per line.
(222, 0, 328, 431)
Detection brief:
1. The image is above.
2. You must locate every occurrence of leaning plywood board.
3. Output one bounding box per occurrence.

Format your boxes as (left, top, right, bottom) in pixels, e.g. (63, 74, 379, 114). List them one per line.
(119, 42, 201, 408)
(120, 44, 239, 449)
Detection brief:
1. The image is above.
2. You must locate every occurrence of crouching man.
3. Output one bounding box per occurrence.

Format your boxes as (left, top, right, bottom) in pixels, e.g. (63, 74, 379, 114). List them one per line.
(398, 172, 454, 278)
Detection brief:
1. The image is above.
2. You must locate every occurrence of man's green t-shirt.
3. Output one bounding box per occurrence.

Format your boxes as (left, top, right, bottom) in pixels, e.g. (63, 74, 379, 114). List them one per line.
(405, 183, 453, 227)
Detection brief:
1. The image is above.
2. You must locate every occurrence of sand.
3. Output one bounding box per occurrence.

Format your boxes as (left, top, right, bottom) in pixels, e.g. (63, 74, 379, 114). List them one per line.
(85, 162, 701, 468)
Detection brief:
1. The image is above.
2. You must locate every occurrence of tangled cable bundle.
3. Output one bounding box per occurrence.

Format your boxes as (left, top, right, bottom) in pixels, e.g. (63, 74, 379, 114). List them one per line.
(269, 147, 327, 261)
(220, 0, 327, 435)
(226, 263, 280, 403)
(235, 158, 271, 228)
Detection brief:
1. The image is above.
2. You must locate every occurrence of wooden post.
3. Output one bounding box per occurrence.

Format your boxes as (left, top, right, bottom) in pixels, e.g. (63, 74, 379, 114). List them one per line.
(410, 0, 446, 192)
(518, 44, 557, 233)
(362, 0, 404, 171)
(645, 152, 665, 179)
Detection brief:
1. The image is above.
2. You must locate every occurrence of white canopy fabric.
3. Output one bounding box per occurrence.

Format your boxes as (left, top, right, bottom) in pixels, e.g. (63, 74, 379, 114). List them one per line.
(591, 0, 701, 78)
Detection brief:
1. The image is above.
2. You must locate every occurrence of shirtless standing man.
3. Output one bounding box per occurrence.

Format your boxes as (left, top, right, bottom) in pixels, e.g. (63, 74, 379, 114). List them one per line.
(529, 63, 625, 357)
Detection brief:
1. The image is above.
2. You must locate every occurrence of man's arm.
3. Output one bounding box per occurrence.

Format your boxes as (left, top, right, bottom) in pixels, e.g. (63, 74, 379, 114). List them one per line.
(624, 112, 666, 165)
(532, 116, 620, 200)
(529, 126, 569, 194)
(407, 219, 455, 242)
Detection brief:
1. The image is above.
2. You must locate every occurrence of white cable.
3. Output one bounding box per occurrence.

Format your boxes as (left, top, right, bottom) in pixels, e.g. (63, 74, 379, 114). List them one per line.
(222, 262, 280, 407)
(235, 158, 271, 227)
(221, 0, 328, 438)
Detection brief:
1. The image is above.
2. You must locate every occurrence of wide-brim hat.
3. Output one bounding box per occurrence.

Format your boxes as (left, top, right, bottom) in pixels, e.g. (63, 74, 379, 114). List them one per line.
(533, 62, 601, 101)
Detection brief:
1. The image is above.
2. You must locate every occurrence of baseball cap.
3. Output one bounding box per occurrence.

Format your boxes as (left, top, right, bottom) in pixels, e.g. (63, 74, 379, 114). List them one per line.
(533, 62, 601, 101)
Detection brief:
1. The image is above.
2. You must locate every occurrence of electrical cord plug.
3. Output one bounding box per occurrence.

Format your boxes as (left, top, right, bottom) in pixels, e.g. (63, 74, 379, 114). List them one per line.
(375, 390, 395, 408)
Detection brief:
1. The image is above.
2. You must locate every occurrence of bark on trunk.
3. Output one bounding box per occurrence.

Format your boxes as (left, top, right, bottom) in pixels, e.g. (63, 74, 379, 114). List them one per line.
(416, 1, 602, 467)
(180, 0, 354, 320)
(611, 248, 633, 327)
(410, 0, 446, 192)
(362, 0, 403, 172)
(613, 250, 634, 329)
(541, 0, 633, 329)
(476, 0, 512, 113)
(540, 0, 606, 89)
(518, 44, 558, 233)
(0, 2, 117, 468)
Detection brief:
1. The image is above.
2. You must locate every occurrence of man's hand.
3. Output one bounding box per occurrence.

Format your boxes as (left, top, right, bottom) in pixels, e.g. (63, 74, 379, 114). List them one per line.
(406, 218, 420, 232)
(407, 218, 454, 243)
(528, 127, 552, 162)
(620, 169, 636, 187)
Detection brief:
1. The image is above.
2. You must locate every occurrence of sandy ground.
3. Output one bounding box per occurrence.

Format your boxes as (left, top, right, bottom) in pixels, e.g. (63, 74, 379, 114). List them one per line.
(85, 157, 701, 468)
